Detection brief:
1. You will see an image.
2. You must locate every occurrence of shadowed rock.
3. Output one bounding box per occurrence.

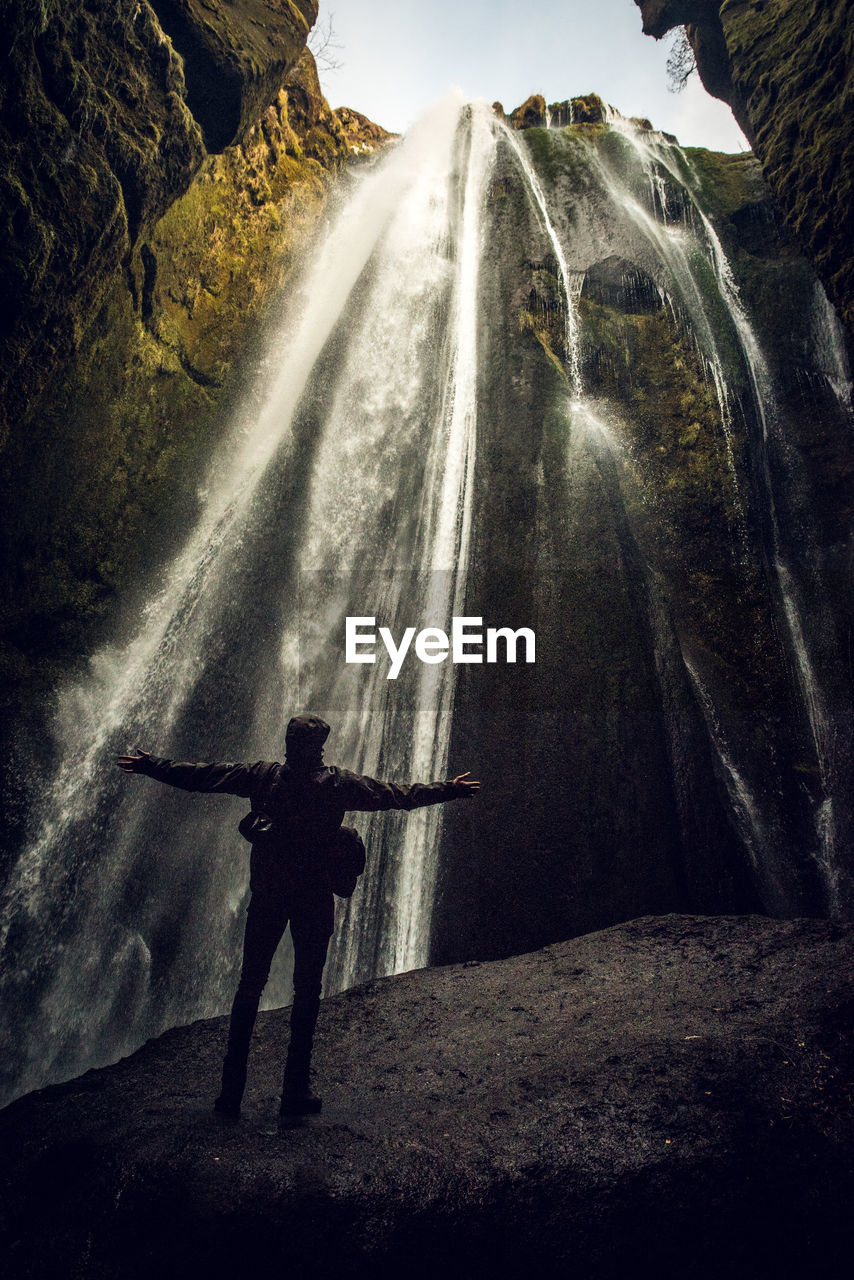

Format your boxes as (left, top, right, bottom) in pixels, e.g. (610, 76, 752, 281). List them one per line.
(582, 256, 665, 314)
(632, 0, 854, 337)
(0, 0, 319, 475)
(148, 0, 317, 153)
(2, 914, 852, 1278)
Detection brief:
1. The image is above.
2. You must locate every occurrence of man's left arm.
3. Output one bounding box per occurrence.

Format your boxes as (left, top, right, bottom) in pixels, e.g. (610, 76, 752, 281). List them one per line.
(336, 769, 480, 812)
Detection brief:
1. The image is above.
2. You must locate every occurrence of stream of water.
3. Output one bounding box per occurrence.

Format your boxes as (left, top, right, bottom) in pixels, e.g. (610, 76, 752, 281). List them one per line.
(2, 94, 852, 1106)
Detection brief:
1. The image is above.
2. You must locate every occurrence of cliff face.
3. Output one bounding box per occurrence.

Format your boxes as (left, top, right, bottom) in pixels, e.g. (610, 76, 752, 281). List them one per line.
(432, 100, 854, 962)
(0, 0, 204, 454)
(633, 0, 854, 337)
(145, 0, 318, 151)
(0, 2, 389, 741)
(0, 0, 321, 452)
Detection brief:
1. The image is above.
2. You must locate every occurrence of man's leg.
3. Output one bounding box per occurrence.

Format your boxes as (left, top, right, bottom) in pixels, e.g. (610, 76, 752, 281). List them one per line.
(280, 900, 333, 1115)
(216, 892, 286, 1115)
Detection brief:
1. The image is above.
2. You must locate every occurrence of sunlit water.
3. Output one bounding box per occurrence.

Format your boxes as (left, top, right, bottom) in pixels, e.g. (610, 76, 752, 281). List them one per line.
(2, 95, 852, 1107)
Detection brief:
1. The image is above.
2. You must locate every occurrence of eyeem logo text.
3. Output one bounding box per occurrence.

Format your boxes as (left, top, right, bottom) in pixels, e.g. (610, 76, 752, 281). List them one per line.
(345, 616, 536, 680)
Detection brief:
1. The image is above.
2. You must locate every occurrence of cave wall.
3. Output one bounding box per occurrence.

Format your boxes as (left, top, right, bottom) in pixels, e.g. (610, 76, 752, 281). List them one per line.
(633, 0, 854, 338)
(0, 2, 388, 752)
(145, 0, 318, 152)
(0, 0, 203, 455)
(0, 0, 319, 455)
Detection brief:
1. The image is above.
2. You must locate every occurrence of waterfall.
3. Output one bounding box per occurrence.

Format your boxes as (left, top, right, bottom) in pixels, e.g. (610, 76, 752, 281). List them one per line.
(299, 102, 497, 989)
(588, 115, 748, 526)
(565, 112, 854, 915)
(0, 95, 497, 1105)
(628, 123, 852, 913)
(809, 282, 852, 410)
(3, 93, 853, 1106)
(500, 123, 585, 394)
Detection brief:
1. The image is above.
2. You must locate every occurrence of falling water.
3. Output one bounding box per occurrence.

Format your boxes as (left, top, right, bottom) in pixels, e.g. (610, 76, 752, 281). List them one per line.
(0, 95, 498, 1104)
(500, 124, 585, 393)
(661, 130, 846, 910)
(584, 113, 854, 913)
(809, 282, 853, 410)
(588, 113, 748, 525)
(296, 102, 498, 989)
(3, 92, 853, 1106)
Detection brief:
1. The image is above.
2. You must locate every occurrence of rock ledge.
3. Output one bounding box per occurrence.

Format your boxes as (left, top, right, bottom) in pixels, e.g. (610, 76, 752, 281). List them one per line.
(1, 914, 852, 1278)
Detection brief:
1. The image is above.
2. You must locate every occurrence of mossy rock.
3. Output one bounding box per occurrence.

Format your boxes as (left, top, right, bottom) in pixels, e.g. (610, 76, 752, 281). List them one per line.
(0, 37, 369, 724)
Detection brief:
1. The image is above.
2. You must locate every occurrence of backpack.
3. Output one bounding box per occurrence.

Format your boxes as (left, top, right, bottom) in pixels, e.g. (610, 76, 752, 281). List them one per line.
(237, 811, 366, 898)
(327, 825, 367, 898)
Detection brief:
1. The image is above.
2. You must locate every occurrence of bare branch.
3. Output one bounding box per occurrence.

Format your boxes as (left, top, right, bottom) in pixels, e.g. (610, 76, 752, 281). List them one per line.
(666, 27, 696, 94)
(309, 11, 344, 74)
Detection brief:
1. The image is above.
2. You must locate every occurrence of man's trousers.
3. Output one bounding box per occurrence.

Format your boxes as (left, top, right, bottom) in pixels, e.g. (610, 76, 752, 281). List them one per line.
(220, 873, 334, 1104)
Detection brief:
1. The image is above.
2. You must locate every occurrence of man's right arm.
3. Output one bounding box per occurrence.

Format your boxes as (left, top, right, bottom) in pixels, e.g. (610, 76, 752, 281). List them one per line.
(117, 750, 277, 797)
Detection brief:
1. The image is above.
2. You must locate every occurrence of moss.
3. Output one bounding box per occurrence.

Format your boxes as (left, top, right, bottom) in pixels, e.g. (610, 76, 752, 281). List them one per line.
(517, 308, 567, 380)
(0, 39, 360, 710)
(147, 73, 345, 383)
(716, 0, 853, 332)
(682, 147, 763, 218)
(577, 290, 782, 708)
(570, 93, 606, 124)
(521, 127, 559, 183)
(522, 126, 592, 192)
(0, 0, 205, 449)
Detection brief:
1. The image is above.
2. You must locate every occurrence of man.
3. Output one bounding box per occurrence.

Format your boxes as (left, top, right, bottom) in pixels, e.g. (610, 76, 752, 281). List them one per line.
(117, 713, 479, 1120)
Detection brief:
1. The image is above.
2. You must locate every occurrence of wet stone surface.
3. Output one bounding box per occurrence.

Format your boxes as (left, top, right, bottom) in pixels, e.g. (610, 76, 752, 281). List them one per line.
(1, 913, 853, 1278)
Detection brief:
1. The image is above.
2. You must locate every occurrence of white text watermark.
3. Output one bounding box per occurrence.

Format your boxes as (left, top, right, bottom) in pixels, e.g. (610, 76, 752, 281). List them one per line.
(345, 616, 536, 680)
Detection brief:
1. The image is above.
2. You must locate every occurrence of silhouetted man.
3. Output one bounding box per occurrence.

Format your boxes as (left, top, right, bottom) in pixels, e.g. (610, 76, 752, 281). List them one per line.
(118, 714, 479, 1119)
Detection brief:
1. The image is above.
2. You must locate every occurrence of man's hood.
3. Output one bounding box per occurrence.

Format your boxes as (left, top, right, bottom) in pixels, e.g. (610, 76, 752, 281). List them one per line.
(285, 714, 331, 767)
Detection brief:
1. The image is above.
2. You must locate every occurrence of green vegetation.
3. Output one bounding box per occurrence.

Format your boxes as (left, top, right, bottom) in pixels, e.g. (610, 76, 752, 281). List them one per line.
(149, 79, 341, 384)
(529, 125, 600, 187)
(720, 0, 853, 330)
(682, 147, 762, 218)
(0, 31, 356, 719)
(517, 259, 568, 377)
(575, 288, 785, 712)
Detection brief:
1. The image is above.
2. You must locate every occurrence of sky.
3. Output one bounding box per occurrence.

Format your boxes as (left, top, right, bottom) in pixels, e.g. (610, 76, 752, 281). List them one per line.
(313, 0, 749, 153)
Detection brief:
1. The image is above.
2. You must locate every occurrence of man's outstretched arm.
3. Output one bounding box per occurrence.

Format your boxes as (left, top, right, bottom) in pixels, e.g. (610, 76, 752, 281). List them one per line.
(337, 768, 481, 813)
(117, 749, 275, 797)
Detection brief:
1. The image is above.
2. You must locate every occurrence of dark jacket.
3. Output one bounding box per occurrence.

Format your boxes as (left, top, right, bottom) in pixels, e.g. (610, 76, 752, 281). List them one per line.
(139, 755, 464, 854)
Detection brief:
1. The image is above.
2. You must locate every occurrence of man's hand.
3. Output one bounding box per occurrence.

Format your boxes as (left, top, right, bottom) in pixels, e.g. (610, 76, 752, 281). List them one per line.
(451, 771, 480, 797)
(117, 749, 153, 774)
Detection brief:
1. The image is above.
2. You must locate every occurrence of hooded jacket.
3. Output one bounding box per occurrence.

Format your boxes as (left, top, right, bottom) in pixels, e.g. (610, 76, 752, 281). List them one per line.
(137, 714, 466, 855)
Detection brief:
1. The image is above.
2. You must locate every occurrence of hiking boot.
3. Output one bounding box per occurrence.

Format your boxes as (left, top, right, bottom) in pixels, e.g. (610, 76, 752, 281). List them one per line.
(214, 1054, 246, 1117)
(280, 1050, 322, 1116)
(279, 1081, 323, 1116)
(213, 1094, 241, 1118)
